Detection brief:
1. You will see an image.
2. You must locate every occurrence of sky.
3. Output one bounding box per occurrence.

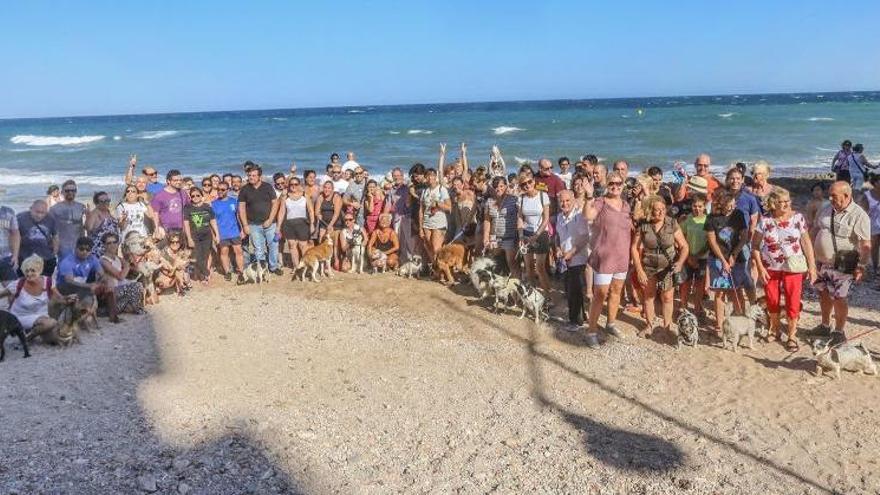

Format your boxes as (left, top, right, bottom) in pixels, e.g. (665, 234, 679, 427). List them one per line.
(1, 0, 878, 119)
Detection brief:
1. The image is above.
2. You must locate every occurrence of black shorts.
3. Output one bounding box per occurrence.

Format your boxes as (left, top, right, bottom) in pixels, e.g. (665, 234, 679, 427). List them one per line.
(282, 218, 311, 241)
(218, 237, 242, 247)
(0, 256, 16, 282)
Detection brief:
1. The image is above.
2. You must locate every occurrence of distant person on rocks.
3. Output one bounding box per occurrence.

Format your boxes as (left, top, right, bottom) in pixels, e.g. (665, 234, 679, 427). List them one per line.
(846, 144, 875, 194)
(150, 170, 190, 236)
(238, 165, 282, 275)
(831, 140, 853, 183)
(17, 200, 58, 277)
(811, 181, 871, 344)
(0, 204, 20, 282)
(49, 180, 86, 259)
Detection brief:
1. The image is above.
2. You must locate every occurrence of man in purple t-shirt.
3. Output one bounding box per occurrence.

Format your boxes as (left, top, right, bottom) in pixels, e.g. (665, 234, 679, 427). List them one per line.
(150, 169, 190, 234)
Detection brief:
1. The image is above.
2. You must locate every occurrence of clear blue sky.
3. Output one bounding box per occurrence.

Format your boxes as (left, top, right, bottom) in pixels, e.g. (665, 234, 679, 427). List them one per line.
(1, 0, 878, 118)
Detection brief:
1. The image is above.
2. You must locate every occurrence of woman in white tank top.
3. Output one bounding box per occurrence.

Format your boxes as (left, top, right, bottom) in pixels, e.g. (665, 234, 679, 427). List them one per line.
(279, 179, 315, 267)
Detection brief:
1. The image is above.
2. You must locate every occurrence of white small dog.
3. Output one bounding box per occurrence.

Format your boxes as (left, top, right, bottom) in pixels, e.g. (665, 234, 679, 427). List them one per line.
(397, 255, 422, 278)
(371, 250, 388, 273)
(243, 261, 269, 284)
(348, 229, 366, 274)
(514, 282, 546, 324)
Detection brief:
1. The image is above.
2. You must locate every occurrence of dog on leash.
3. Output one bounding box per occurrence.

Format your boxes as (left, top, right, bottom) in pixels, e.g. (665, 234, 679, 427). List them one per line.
(721, 304, 768, 352)
(397, 255, 423, 278)
(348, 229, 366, 274)
(295, 235, 334, 282)
(514, 282, 546, 324)
(370, 250, 388, 273)
(812, 338, 878, 379)
(469, 257, 498, 301)
(0, 310, 30, 361)
(490, 275, 521, 313)
(242, 260, 269, 284)
(675, 309, 700, 349)
(434, 242, 467, 285)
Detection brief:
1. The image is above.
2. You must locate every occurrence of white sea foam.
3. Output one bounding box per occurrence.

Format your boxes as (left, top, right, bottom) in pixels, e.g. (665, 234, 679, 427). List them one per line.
(10, 134, 105, 146)
(492, 126, 524, 135)
(135, 130, 180, 140)
(113, 135, 122, 141)
(717, 112, 736, 118)
(389, 131, 401, 135)
(0, 169, 120, 186)
(348, 109, 365, 114)
(407, 129, 433, 135)
(513, 156, 533, 165)
(817, 95, 825, 98)
(270, 117, 287, 121)
(808, 117, 834, 122)
(816, 146, 836, 152)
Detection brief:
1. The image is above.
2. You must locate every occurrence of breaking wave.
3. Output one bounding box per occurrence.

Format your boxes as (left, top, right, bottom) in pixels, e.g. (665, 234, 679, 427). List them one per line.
(10, 135, 105, 146)
(492, 126, 524, 135)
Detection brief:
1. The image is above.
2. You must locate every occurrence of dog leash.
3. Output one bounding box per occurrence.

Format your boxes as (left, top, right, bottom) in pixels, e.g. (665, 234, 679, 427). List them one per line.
(830, 328, 878, 350)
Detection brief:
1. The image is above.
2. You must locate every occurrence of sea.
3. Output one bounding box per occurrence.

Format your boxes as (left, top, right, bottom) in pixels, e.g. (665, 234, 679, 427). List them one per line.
(1, 91, 878, 211)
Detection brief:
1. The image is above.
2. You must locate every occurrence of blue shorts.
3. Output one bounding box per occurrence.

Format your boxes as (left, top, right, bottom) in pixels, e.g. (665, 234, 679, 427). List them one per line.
(707, 257, 754, 291)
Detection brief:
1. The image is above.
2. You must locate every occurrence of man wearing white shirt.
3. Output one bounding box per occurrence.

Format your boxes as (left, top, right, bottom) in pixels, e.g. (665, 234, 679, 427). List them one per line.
(330, 166, 349, 194)
(556, 156, 573, 189)
(555, 190, 590, 329)
(342, 152, 360, 173)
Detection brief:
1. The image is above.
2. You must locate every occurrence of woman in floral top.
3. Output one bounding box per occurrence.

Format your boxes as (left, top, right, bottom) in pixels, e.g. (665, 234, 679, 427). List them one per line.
(751, 189, 817, 351)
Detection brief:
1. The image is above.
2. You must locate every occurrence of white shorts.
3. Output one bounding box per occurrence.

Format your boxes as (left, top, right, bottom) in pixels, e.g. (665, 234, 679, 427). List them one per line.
(593, 271, 628, 286)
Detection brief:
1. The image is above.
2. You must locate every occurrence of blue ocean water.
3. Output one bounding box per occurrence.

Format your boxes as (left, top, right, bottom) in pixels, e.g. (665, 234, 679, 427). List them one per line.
(1, 91, 878, 210)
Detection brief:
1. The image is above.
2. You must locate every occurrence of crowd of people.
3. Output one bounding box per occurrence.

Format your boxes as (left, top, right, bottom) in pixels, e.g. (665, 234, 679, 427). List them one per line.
(0, 143, 874, 351)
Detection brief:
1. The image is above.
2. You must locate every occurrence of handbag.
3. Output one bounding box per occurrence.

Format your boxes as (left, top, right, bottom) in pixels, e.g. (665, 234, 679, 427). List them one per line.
(781, 253, 808, 273)
(831, 210, 859, 274)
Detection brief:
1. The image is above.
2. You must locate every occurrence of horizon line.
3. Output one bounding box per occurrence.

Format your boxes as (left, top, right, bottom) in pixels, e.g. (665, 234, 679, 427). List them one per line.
(1, 88, 877, 123)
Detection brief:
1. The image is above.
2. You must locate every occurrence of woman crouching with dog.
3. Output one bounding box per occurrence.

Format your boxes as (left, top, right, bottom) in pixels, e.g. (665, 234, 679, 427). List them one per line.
(631, 195, 689, 339)
(751, 189, 817, 351)
(367, 213, 400, 271)
(0, 254, 74, 340)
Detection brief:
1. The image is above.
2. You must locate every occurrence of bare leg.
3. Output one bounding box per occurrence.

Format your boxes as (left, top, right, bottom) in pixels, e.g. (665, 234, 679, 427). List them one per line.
(535, 253, 550, 293)
(832, 299, 848, 334)
(642, 277, 658, 334)
(504, 248, 521, 280)
(660, 286, 674, 330)
(606, 278, 625, 327)
(818, 289, 833, 327)
(588, 284, 610, 333)
(714, 291, 726, 334)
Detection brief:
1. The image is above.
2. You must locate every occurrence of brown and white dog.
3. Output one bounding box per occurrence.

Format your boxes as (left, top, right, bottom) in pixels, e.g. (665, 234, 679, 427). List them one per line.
(434, 241, 467, 285)
(295, 234, 334, 282)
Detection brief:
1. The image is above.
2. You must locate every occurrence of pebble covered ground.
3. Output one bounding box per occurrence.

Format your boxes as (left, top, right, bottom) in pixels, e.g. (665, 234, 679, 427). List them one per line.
(2, 271, 880, 494)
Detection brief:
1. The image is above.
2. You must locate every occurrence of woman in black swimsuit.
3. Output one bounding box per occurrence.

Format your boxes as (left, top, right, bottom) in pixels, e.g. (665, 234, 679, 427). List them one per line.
(314, 180, 343, 268)
(367, 213, 400, 270)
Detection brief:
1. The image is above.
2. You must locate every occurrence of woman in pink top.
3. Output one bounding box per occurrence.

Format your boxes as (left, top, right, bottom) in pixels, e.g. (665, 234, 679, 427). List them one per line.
(582, 171, 631, 348)
(363, 180, 385, 235)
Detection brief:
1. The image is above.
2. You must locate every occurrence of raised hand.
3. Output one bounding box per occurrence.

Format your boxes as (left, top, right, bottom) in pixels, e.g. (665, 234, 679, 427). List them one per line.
(439, 143, 447, 156)
(460, 142, 467, 155)
(129, 154, 137, 168)
(290, 161, 297, 175)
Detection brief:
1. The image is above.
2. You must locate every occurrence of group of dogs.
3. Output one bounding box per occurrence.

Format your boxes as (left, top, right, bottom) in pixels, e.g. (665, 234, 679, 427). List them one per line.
(3, 232, 876, 380)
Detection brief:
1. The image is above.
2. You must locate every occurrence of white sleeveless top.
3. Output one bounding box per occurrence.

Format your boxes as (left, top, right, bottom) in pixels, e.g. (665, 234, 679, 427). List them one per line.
(285, 196, 308, 220)
(5, 278, 50, 330)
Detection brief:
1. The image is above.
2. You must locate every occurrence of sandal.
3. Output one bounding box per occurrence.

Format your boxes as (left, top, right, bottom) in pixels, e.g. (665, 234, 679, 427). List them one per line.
(785, 339, 799, 352)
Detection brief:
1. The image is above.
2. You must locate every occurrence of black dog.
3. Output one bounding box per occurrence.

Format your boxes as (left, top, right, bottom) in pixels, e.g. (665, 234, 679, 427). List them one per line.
(0, 310, 31, 361)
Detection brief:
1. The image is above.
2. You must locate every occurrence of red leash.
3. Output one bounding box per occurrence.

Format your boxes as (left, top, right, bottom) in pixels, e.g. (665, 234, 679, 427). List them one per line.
(831, 328, 878, 350)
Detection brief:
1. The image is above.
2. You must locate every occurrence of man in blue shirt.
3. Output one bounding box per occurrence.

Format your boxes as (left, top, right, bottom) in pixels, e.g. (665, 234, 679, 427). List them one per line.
(726, 167, 760, 305)
(57, 236, 120, 323)
(212, 182, 245, 283)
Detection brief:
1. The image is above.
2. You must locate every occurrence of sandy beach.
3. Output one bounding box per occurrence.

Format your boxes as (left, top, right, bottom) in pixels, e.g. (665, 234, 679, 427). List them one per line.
(3, 253, 880, 494)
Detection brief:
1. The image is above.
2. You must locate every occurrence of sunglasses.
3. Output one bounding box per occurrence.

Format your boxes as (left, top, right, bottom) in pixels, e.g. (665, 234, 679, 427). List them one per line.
(344, 218, 355, 222)
(218, 187, 229, 192)
(608, 181, 623, 187)
(77, 246, 91, 252)
(63, 188, 77, 193)
(146, 171, 158, 176)
(126, 189, 137, 194)
(191, 194, 202, 198)
(169, 239, 181, 244)
(98, 198, 111, 204)
(696, 163, 710, 168)
(521, 180, 534, 186)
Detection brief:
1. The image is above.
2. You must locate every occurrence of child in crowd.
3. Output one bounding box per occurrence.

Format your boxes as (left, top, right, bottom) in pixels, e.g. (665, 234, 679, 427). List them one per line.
(679, 192, 708, 320)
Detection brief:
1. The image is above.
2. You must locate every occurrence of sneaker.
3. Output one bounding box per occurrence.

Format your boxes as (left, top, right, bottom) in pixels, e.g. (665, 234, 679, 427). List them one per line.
(224, 272, 232, 282)
(564, 323, 582, 333)
(271, 268, 284, 276)
(584, 333, 601, 349)
(604, 323, 624, 339)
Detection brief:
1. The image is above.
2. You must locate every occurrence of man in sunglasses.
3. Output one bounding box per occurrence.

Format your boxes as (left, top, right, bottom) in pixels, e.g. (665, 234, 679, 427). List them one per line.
(123, 155, 164, 196)
(17, 200, 59, 277)
(674, 154, 721, 203)
(238, 164, 283, 275)
(49, 179, 87, 259)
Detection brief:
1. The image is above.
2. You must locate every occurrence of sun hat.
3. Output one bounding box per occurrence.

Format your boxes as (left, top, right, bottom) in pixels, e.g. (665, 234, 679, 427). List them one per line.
(687, 175, 709, 194)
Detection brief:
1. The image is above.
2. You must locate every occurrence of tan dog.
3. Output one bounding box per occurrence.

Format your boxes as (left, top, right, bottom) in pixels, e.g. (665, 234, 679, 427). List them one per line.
(295, 235, 334, 282)
(434, 242, 467, 285)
